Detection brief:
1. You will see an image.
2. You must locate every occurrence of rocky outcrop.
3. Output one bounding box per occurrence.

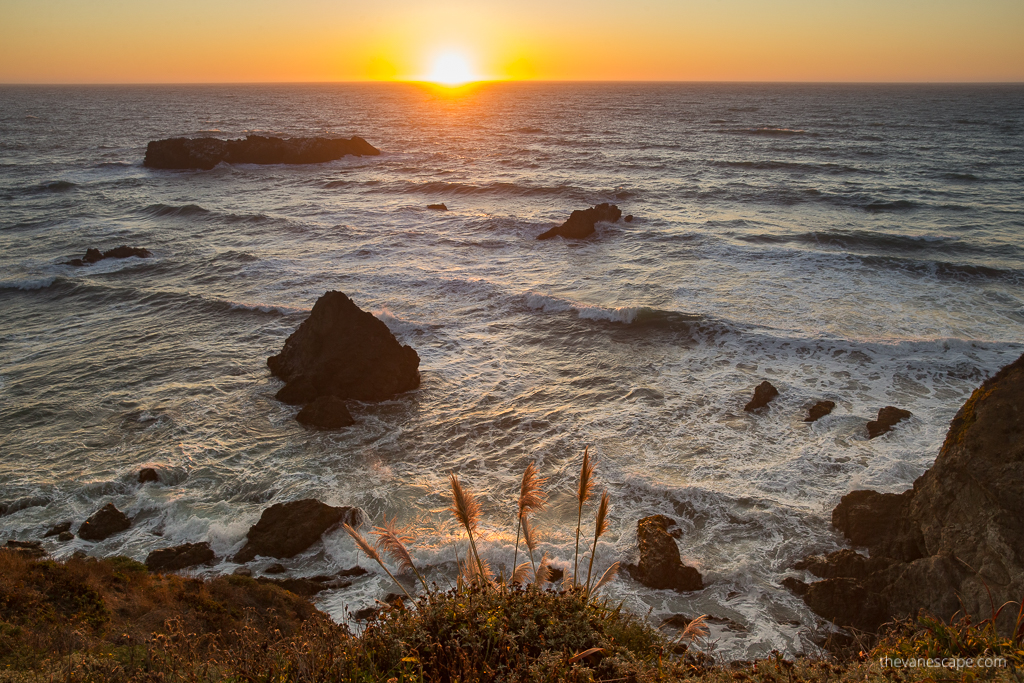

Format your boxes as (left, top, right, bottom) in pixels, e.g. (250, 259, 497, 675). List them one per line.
(866, 406, 912, 438)
(744, 381, 779, 412)
(78, 503, 131, 541)
(427, 203, 448, 211)
(267, 291, 419, 405)
(625, 515, 704, 592)
(146, 542, 216, 572)
(805, 400, 835, 422)
(296, 396, 355, 430)
(256, 573, 354, 596)
(67, 246, 152, 266)
(536, 203, 622, 240)
(797, 353, 1024, 633)
(143, 135, 380, 170)
(233, 499, 363, 563)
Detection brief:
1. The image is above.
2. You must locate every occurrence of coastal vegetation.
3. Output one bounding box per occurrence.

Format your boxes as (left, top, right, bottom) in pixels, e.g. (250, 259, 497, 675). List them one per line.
(2, 447, 1022, 682)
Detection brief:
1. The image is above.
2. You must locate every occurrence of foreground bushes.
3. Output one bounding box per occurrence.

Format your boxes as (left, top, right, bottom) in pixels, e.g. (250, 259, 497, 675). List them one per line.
(3, 549, 1023, 683)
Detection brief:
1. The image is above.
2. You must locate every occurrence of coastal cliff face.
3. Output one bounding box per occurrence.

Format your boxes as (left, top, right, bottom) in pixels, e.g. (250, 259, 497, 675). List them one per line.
(799, 353, 1024, 632)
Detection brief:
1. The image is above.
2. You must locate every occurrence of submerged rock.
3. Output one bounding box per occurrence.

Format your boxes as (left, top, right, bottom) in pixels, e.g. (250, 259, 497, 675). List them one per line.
(625, 515, 703, 592)
(866, 406, 911, 438)
(143, 135, 380, 170)
(43, 521, 72, 537)
(296, 396, 355, 430)
(796, 353, 1024, 633)
(67, 245, 151, 266)
(268, 291, 420, 405)
(77, 503, 131, 541)
(743, 380, 779, 412)
(427, 203, 448, 211)
(536, 203, 622, 240)
(146, 541, 216, 572)
(805, 400, 835, 422)
(233, 499, 363, 563)
(138, 467, 159, 484)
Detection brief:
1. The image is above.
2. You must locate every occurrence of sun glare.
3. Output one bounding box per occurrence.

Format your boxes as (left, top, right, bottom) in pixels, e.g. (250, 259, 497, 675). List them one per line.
(426, 51, 476, 86)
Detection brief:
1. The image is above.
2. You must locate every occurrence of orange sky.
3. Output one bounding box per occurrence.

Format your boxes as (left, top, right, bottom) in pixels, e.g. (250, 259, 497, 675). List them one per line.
(1, 0, 1022, 83)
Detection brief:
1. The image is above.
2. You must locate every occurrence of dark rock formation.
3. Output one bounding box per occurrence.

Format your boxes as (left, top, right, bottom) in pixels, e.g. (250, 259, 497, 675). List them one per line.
(781, 576, 808, 596)
(138, 468, 159, 484)
(4, 540, 45, 558)
(267, 291, 420, 405)
(143, 135, 380, 170)
(797, 353, 1024, 633)
(296, 396, 356, 429)
(624, 215, 634, 222)
(744, 381, 779, 412)
(536, 203, 622, 240)
(265, 563, 287, 574)
(548, 567, 565, 583)
(233, 499, 363, 563)
(57, 531, 74, 542)
(257, 574, 353, 596)
(66, 245, 152, 267)
(805, 400, 836, 422)
(427, 203, 448, 211)
(146, 541, 215, 572)
(866, 406, 912, 438)
(43, 521, 72, 537)
(625, 515, 704, 592)
(78, 503, 131, 541)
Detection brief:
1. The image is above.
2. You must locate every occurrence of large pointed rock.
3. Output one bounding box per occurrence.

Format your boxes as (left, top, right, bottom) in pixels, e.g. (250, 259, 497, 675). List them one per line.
(233, 499, 363, 563)
(267, 291, 420, 405)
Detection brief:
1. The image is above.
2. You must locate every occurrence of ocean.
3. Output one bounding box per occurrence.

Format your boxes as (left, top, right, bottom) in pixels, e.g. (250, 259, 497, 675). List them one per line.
(1, 82, 1022, 659)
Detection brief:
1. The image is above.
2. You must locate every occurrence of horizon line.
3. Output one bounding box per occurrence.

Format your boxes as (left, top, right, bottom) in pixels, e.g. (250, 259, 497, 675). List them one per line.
(2, 79, 1023, 87)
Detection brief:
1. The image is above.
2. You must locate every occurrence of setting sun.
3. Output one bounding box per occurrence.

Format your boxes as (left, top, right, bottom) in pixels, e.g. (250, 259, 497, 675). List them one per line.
(426, 51, 475, 85)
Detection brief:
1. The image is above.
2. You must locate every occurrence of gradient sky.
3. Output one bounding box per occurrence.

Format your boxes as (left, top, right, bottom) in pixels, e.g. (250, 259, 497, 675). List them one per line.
(1, 0, 1022, 83)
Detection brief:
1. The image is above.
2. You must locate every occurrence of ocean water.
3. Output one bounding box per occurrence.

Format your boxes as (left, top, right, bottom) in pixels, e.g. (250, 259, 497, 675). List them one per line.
(1, 82, 1022, 659)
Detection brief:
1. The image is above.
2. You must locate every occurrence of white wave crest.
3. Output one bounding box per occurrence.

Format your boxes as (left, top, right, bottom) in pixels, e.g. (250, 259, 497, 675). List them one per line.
(0, 275, 57, 291)
(524, 292, 640, 323)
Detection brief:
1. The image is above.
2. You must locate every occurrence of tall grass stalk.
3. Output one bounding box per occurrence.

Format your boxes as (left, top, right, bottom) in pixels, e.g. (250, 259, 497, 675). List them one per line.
(584, 490, 610, 597)
(449, 473, 488, 584)
(572, 447, 595, 586)
(372, 515, 429, 593)
(343, 523, 415, 603)
(512, 462, 546, 584)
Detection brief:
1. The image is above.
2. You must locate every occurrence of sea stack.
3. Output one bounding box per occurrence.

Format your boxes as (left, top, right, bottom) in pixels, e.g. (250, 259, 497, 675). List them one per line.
(268, 291, 420, 406)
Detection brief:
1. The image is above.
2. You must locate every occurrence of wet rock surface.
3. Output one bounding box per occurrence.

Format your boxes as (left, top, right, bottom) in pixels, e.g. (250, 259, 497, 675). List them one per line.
(268, 291, 420, 405)
(146, 541, 216, 572)
(143, 135, 380, 170)
(233, 498, 363, 563)
(805, 400, 835, 422)
(866, 406, 912, 438)
(743, 381, 779, 412)
(295, 395, 356, 429)
(78, 503, 131, 541)
(625, 515, 704, 592)
(67, 245, 152, 266)
(797, 353, 1024, 633)
(536, 203, 622, 240)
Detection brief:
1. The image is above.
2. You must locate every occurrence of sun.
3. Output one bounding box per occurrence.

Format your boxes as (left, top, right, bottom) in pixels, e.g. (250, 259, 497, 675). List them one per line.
(426, 51, 476, 86)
